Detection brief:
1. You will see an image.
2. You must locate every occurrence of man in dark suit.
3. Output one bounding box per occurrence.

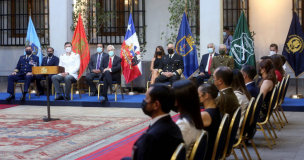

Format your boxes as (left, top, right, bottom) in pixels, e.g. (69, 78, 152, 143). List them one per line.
(196, 43, 219, 87)
(241, 65, 260, 98)
(85, 43, 107, 96)
(155, 43, 184, 85)
(100, 45, 121, 102)
(213, 66, 239, 120)
(35, 47, 59, 95)
(6, 45, 39, 101)
(122, 83, 184, 160)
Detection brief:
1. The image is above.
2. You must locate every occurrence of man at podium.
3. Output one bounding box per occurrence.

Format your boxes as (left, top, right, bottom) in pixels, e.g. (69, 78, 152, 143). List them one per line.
(6, 45, 39, 101)
(35, 47, 59, 95)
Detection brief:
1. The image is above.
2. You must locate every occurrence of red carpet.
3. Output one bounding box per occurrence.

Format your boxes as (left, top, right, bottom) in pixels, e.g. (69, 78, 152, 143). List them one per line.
(0, 104, 18, 110)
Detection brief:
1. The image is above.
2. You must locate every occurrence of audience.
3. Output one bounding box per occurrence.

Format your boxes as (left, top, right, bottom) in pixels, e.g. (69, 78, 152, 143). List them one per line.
(150, 46, 165, 84)
(241, 65, 260, 98)
(213, 66, 239, 120)
(255, 56, 272, 86)
(232, 69, 251, 136)
(258, 59, 277, 121)
(198, 83, 221, 160)
(271, 54, 285, 82)
(122, 84, 184, 160)
(172, 79, 204, 158)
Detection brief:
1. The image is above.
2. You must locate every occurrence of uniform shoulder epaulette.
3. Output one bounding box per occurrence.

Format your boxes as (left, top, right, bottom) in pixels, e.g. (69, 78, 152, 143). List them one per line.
(228, 56, 232, 58)
(214, 55, 219, 58)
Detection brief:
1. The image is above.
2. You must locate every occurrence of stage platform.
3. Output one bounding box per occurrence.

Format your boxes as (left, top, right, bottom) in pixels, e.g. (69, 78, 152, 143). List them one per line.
(0, 92, 303, 111)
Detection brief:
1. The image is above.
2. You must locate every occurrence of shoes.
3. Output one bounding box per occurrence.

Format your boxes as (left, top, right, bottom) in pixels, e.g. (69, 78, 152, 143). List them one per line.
(91, 91, 98, 96)
(55, 95, 64, 100)
(20, 93, 26, 101)
(65, 94, 71, 101)
(100, 96, 108, 103)
(35, 91, 45, 96)
(6, 95, 15, 101)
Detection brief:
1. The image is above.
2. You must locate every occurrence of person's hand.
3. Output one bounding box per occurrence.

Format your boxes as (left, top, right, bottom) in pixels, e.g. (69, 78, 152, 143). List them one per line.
(11, 72, 17, 75)
(92, 69, 97, 73)
(96, 69, 101, 73)
(26, 72, 33, 76)
(167, 72, 174, 77)
(199, 72, 205, 76)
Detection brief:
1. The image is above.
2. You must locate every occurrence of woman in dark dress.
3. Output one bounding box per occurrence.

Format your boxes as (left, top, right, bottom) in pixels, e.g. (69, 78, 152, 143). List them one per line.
(150, 46, 165, 84)
(198, 83, 222, 160)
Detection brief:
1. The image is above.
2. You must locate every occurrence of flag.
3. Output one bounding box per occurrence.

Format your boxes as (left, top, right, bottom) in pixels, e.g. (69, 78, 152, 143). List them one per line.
(120, 13, 142, 84)
(72, 13, 90, 79)
(229, 10, 255, 69)
(282, 12, 304, 77)
(175, 12, 198, 78)
(25, 16, 42, 65)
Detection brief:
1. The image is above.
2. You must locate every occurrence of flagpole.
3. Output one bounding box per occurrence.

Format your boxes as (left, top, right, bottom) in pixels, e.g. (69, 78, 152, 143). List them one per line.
(184, 0, 187, 16)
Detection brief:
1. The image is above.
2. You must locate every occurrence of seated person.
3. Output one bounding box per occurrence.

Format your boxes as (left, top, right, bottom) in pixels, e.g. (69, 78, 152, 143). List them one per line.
(52, 42, 80, 101)
(241, 65, 260, 98)
(270, 54, 285, 82)
(35, 47, 59, 95)
(196, 43, 219, 87)
(86, 43, 106, 96)
(155, 43, 184, 85)
(213, 66, 239, 121)
(254, 56, 272, 87)
(6, 45, 39, 101)
(172, 79, 204, 158)
(198, 83, 221, 160)
(99, 45, 122, 102)
(150, 46, 165, 85)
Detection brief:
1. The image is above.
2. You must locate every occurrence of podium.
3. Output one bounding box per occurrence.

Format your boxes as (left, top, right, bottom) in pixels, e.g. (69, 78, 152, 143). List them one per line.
(32, 66, 65, 122)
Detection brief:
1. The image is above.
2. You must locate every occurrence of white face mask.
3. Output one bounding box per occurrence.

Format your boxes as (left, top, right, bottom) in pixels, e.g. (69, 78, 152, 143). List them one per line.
(208, 48, 214, 54)
(270, 51, 276, 55)
(65, 47, 72, 53)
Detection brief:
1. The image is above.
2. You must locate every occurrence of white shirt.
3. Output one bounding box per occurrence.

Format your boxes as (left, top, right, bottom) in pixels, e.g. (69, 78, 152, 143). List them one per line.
(220, 87, 232, 92)
(96, 53, 103, 69)
(169, 54, 175, 59)
(245, 81, 254, 86)
(26, 54, 32, 59)
(234, 90, 249, 137)
(205, 53, 215, 72)
(58, 52, 80, 80)
(150, 114, 170, 126)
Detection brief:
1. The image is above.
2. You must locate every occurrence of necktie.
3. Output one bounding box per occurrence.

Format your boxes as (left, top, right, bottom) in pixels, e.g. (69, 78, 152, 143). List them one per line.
(47, 58, 51, 64)
(96, 54, 101, 69)
(208, 54, 212, 75)
(109, 57, 112, 68)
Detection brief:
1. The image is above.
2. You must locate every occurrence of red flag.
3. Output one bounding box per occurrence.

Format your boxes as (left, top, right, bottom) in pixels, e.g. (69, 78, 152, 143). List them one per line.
(72, 13, 90, 79)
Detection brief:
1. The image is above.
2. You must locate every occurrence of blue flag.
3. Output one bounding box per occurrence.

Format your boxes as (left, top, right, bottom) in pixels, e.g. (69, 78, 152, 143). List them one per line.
(24, 16, 42, 66)
(282, 12, 304, 77)
(175, 12, 198, 78)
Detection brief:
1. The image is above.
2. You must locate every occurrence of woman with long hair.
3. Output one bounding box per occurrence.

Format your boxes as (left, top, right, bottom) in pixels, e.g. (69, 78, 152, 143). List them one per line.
(270, 54, 285, 82)
(172, 79, 204, 158)
(150, 46, 165, 84)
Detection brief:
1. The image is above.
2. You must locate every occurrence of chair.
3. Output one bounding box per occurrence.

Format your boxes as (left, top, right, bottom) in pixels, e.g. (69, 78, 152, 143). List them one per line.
(220, 107, 242, 160)
(211, 114, 229, 160)
(171, 143, 186, 160)
(256, 86, 279, 150)
(147, 78, 171, 90)
(14, 79, 39, 99)
(97, 80, 124, 101)
(277, 74, 290, 124)
(272, 79, 286, 129)
(88, 77, 100, 96)
(53, 80, 81, 100)
(189, 130, 208, 160)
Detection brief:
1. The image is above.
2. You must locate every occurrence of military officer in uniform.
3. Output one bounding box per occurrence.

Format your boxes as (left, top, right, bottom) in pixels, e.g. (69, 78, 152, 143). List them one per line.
(6, 45, 40, 101)
(155, 43, 184, 85)
(208, 44, 234, 82)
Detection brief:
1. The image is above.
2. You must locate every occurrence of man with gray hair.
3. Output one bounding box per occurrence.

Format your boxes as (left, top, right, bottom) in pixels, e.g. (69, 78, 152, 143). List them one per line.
(208, 44, 234, 82)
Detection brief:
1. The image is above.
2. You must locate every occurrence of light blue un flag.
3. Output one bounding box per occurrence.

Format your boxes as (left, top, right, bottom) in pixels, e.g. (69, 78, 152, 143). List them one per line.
(175, 12, 198, 78)
(24, 16, 42, 65)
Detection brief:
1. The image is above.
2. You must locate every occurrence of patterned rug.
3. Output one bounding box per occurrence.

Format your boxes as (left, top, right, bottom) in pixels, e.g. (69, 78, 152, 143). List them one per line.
(0, 104, 18, 110)
(0, 114, 150, 160)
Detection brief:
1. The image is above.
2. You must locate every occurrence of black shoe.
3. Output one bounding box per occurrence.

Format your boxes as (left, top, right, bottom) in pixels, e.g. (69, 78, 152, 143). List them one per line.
(100, 96, 108, 103)
(55, 95, 64, 100)
(35, 91, 45, 96)
(6, 95, 15, 101)
(91, 91, 97, 96)
(65, 95, 71, 101)
(20, 93, 26, 101)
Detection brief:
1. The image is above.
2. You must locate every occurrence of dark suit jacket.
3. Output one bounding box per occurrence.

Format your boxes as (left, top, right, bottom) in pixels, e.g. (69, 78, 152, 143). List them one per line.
(158, 54, 184, 76)
(100, 54, 122, 84)
(199, 53, 219, 73)
(41, 56, 59, 66)
(246, 82, 260, 98)
(14, 55, 39, 74)
(133, 115, 184, 160)
(88, 52, 106, 72)
(216, 88, 240, 121)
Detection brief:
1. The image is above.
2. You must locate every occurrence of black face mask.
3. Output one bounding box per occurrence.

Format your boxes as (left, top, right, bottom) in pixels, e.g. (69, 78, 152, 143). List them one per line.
(48, 53, 53, 57)
(156, 51, 162, 56)
(26, 50, 32, 55)
(141, 100, 154, 117)
(258, 69, 262, 76)
(168, 49, 174, 54)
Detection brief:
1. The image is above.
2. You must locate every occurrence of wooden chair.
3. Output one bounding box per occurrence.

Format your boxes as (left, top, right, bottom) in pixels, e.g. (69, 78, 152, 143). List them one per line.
(211, 114, 229, 160)
(53, 80, 82, 100)
(189, 130, 208, 160)
(171, 143, 186, 160)
(277, 75, 290, 124)
(97, 80, 124, 101)
(256, 86, 279, 150)
(220, 107, 242, 160)
(272, 79, 286, 129)
(88, 77, 100, 96)
(14, 79, 39, 99)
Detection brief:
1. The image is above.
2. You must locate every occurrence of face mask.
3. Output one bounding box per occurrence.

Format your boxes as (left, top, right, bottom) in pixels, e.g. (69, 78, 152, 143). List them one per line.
(223, 32, 227, 36)
(208, 48, 213, 54)
(258, 69, 263, 76)
(97, 47, 103, 53)
(156, 51, 162, 55)
(48, 53, 53, 57)
(26, 50, 32, 55)
(109, 51, 114, 57)
(168, 49, 174, 54)
(141, 100, 153, 117)
(65, 47, 72, 53)
(270, 51, 276, 55)
(219, 50, 226, 55)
